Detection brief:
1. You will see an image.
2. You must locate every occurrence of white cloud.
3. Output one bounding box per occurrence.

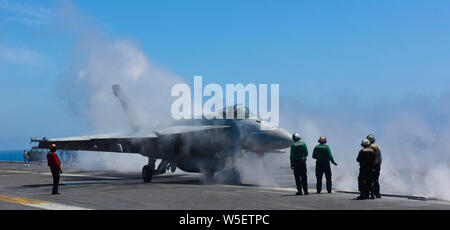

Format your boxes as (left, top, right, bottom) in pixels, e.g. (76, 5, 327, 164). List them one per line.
(0, 44, 46, 67)
(0, 0, 54, 26)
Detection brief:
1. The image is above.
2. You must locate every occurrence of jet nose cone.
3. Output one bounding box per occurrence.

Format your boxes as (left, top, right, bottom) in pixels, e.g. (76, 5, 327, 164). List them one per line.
(259, 127, 293, 150)
(243, 127, 293, 152)
(273, 128, 294, 149)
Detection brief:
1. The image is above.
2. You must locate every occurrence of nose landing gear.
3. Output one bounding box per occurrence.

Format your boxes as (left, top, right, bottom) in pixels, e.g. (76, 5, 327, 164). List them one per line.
(142, 156, 156, 183)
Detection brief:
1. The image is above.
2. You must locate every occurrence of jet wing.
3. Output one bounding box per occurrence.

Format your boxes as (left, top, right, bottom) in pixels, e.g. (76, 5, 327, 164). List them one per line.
(32, 125, 231, 154)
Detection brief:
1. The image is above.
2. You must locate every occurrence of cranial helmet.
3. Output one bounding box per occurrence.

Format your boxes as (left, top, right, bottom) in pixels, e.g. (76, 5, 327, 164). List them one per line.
(367, 134, 376, 144)
(361, 139, 371, 147)
(292, 133, 301, 142)
(318, 136, 327, 144)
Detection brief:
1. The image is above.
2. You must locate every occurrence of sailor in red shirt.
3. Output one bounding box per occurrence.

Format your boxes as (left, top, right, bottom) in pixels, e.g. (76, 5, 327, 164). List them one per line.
(47, 144, 62, 195)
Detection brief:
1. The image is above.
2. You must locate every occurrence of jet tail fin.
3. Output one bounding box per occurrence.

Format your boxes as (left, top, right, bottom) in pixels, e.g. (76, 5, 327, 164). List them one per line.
(112, 84, 141, 131)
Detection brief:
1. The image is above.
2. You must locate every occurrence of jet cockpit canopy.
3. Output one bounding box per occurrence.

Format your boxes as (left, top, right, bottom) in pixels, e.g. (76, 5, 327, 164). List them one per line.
(217, 105, 257, 119)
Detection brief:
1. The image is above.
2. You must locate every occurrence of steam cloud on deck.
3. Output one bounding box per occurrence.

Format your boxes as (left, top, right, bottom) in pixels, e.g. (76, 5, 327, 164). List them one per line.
(55, 1, 450, 200)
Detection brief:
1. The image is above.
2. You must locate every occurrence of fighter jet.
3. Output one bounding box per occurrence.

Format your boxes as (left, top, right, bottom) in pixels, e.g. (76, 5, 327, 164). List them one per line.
(32, 84, 292, 183)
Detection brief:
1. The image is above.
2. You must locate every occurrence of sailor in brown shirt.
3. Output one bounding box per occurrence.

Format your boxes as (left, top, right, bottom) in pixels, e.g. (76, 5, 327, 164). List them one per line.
(367, 134, 382, 198)
(356, 139, 379, 200)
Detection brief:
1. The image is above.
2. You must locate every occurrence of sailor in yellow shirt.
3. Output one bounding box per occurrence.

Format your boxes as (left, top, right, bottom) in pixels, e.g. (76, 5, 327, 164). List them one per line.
(367, 134, 382, 198)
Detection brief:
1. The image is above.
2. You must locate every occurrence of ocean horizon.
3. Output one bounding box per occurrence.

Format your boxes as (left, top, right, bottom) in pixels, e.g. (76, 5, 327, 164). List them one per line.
(0, 150, 25, 162)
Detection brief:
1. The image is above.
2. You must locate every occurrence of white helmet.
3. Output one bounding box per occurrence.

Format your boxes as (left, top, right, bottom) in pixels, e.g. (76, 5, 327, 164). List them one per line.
(361, 139, 371, 147)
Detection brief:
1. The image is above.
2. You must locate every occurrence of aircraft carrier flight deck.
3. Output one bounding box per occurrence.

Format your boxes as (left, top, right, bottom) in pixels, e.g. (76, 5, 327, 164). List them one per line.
(0, 162, 449, 210)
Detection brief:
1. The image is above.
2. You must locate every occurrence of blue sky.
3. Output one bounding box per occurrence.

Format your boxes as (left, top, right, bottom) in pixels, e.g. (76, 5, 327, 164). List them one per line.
(1, 0, 450, 150)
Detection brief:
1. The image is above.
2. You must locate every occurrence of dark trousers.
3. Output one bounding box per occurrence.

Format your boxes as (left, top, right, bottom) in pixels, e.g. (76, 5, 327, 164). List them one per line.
(293, 161, 308, 194)
(51, 168, 60, 194)
(358, 167, 375, 198)
(374, 167, 381, 196)
(316, 162, 332, 193)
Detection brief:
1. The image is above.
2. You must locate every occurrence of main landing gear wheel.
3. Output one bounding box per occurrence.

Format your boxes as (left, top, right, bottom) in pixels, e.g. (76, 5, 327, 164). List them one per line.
(229, 168, 241, 184)
(142, 165, 154, 183)
(222, 168, 241, 185)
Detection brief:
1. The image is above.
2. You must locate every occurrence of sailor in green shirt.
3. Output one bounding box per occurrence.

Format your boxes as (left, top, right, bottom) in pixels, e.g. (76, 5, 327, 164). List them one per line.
(290, 133, 309, 195)
(312, 136, 338, 194)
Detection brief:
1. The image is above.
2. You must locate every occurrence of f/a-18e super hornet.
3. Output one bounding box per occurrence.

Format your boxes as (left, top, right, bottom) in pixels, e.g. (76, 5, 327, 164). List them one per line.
(32, 84, 292, 183)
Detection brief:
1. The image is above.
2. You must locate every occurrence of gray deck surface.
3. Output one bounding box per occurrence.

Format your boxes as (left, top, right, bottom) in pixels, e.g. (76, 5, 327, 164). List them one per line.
(0, 162, 449, 210)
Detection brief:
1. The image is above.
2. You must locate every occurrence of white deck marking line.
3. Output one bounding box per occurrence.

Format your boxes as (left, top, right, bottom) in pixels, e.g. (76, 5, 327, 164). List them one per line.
(27, 202, 92, 210)
(39, 172, 122, 180)
(0, 170, 33, 174)
(220, 185, 321, 193)
(0, 170, 123, 180)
